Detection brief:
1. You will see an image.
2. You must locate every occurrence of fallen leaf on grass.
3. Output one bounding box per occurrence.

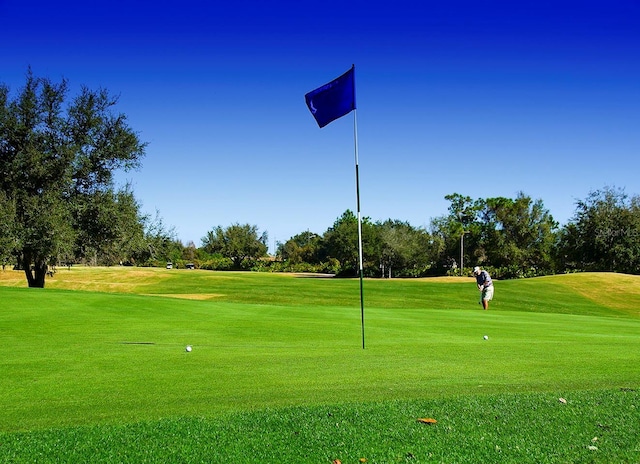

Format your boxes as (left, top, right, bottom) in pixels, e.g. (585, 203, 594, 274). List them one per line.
(332, 460, 341, 464)
(417, 418, 437, 424)
(558, 397, 567, 404)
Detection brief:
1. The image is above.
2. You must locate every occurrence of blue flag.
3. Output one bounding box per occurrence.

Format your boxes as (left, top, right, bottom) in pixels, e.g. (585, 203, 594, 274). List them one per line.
(305, 66, 356, 128)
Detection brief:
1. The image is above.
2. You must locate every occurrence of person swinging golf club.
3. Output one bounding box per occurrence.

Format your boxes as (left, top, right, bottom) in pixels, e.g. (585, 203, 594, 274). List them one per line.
(473, 266, 494, 310)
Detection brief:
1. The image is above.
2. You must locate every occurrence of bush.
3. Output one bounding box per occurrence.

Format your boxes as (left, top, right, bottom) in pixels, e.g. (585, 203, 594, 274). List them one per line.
(199, 256, 234, 271)
(262, 260, 337, 274)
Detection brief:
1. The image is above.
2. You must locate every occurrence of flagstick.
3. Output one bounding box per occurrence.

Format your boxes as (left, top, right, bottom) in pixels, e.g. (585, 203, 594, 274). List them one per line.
(353, 109, 365, 349)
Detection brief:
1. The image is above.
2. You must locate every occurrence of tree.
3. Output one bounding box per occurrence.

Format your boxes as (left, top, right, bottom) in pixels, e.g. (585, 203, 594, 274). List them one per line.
(201, 223, 268, 269)
(182, 241, 198, 264)
(0, 191, 17, 269)
(278, 230, 322, 264)
(445, 193, 482, 272)
(445, 193, 477, 229)
(478, 192, 558, 276)
(111, 187, 148, 265)
(0, 69, 146, 286)
(323, 210, 378, 276)
(378, 219, 433, 277)
(140, 209, 180, 266)
(558, 187, 640, 274)
(432, 192, 557, 277)
(431, 194, 482, 274)
(72, 185, 145, 266)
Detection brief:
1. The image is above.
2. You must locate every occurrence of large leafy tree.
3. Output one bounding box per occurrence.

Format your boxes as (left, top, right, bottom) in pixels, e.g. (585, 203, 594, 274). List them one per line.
(0, 191, 17, 269)
(478, 192, 558, 276)
(201, 223, 268, 269)
(278, 230, 323, 264)
(558, 187, 640, 273)
(433, 192, 557, 277)
(323, 210, 378, 276)
(377, 219, 433, 277)
(139, 209, 180, 266)
(73, 186, 147, 266)
(0, 69, 146, 286)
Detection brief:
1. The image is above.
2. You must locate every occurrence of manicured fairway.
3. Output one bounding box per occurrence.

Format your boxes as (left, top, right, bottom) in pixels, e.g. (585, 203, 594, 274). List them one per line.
(1, 268, 638, 430)
(0, 268, 638, 462)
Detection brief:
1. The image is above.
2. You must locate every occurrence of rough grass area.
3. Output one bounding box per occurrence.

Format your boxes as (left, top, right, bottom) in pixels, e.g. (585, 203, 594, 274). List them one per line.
(549, 272, 640, 317)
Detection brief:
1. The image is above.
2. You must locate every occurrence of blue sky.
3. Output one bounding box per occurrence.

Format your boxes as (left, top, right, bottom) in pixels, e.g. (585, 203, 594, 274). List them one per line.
(2, 0, 639, 251)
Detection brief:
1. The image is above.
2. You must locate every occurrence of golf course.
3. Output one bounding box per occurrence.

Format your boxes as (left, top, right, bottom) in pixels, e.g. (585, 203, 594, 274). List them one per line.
(1, 267, 638, 463)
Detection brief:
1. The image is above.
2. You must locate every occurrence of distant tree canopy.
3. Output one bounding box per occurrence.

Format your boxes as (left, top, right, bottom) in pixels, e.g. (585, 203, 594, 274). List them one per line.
(377, 219, 434, 278)
(279, 230, 322, 265)
(0, 69, 146, 286)
(478, 193, 558, 274)
(322, 210, 378, 277)
(269, 186, 640, 279)
(431, 192, 559, 278)
(557, 187, 640, 274)
(201, 223, 268, 269)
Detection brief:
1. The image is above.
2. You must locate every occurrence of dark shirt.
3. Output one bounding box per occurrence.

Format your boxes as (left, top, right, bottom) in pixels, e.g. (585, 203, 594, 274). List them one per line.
(475, 270, 493, 288)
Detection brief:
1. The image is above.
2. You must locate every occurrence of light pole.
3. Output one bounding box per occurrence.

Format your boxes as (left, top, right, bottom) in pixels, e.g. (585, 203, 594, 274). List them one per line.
(458, 212, 469, 274)
(460, 231, 464, 272)
(460, 230, 469, 272)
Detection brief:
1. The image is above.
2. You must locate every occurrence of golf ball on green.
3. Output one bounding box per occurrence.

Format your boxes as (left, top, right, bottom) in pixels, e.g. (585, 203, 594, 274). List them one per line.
(185, 345, 192, 352)
(483, 335, 488, 340)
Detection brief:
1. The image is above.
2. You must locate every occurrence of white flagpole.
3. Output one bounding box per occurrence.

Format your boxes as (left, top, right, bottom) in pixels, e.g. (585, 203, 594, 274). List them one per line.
(353, 108, 365, 349)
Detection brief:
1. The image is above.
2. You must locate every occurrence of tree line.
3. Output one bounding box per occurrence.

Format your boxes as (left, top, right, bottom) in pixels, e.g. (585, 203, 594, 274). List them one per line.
(3, 70, 640, 287)
(270, 187, 640, 279)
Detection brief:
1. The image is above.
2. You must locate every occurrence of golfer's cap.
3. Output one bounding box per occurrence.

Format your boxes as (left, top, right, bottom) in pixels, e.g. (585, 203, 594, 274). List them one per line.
(473, 266, 480, 273)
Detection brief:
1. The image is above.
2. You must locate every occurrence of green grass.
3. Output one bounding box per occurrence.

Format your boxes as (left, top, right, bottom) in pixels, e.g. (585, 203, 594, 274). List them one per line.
(2, 390, 638, 463)
(0, 268, 639, 462)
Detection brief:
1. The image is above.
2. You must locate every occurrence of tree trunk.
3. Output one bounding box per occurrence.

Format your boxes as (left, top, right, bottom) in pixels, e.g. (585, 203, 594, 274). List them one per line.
(21, 251, 47, 288)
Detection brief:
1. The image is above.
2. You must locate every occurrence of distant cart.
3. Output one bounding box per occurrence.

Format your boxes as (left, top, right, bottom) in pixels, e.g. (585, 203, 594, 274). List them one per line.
(166, 262, 173, 269)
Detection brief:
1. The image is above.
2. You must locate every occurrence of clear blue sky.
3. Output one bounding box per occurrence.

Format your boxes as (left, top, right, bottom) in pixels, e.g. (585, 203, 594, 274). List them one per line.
(2, 0, 639, 251)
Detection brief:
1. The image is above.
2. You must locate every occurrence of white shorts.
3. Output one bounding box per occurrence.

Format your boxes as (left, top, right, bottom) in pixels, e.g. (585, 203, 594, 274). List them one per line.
(480, 285, 494, 302)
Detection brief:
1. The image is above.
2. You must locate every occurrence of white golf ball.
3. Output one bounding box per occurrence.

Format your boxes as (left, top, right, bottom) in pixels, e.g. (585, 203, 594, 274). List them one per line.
(185, 345, 192, 352)
(483, 335, 489, 340)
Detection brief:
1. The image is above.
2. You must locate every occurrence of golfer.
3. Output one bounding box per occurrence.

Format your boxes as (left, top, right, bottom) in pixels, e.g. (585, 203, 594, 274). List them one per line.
(473, 266, 493, 310)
